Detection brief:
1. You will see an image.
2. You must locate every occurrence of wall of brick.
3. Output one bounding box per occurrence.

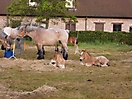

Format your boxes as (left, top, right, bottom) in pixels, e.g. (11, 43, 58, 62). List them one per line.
(0, 16, 7, 29)
(86, 18, 132, 32)
(0, 16, 132, 32)
(48, 18, 132, 32)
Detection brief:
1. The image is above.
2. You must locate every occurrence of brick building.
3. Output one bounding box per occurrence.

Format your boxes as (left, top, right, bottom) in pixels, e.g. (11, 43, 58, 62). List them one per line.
(0, 0, 132, 32)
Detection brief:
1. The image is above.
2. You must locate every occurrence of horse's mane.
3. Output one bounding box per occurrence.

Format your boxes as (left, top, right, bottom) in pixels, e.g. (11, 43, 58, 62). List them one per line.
(87, 51, 91, 56)
(17, 26, 21, 30)
(26, 26, 38, 32)
(81, 50, 92, 59)
(17, 25, 39, 32)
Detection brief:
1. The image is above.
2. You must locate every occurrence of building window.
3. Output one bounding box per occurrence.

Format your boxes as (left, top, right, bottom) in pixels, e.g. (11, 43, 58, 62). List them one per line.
(129, 27, 132, 32)
(95, 23, 104, 31)
(113, 23, 122, 32)
(65, 23, 76, 31)
(65, 0, 75, 8)
(29, 0, 37, 6)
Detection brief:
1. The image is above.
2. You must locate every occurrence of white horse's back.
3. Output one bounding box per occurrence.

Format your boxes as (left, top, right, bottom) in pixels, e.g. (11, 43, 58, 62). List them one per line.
(3, 27, 20, 39)
(3, 27, 12, 36)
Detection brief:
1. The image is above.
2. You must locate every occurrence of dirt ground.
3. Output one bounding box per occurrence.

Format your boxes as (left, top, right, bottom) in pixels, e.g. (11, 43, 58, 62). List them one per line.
(0, 49, 79, 99)
(0, 45, 132, 99)
(0, 58, 56, 98)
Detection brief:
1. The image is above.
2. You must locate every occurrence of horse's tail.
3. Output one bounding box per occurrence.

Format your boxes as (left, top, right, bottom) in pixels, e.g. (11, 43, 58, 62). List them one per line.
(65, 29, 69, 34)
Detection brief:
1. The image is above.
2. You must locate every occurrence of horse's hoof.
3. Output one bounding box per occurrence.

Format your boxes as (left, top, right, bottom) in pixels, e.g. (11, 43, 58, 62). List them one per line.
(63, 56, 68, 60)
(64, 54, 68, 60)
(37, 56, 44, 60)
(37, 58, 44, 60)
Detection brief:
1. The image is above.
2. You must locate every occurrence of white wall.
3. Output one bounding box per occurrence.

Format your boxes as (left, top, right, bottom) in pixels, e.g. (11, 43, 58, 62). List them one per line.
(0, 16, 132, 32)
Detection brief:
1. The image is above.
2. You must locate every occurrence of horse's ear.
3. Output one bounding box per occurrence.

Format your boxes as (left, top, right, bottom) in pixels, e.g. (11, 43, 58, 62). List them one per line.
(81, 49, 85, 52)
(4, 35, 8, 39)
(24, 25, 28, 28)
(28, 23, 31, 26)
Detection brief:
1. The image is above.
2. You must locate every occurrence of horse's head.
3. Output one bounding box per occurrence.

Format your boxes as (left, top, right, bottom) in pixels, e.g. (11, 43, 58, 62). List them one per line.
(0, 38, 11, 50)
(80, 49, 91, 62)
(80, 50, 87, 61)
(17, 25, 27, 37)
(50, 52, 65, 68)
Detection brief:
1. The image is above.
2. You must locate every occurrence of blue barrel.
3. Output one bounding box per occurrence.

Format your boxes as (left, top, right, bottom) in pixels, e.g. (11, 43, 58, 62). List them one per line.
(4, 50, 13, 58)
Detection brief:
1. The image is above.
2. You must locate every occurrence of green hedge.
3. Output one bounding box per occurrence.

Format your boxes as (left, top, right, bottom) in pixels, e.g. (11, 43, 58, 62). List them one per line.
(10, 19, 21, 28)
(69, 31, 132, 45)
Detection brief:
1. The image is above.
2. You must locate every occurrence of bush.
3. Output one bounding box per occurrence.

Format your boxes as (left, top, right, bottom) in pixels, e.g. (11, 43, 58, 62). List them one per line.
(10, 19, 21, 28)
(69, 31, 132, 45)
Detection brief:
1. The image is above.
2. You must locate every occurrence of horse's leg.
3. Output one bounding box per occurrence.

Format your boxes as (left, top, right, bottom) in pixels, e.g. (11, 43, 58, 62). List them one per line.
(42, 45, 45, 55)
(1, 44, 6, 50)
(74, 38, 78, 54)
(55, 43, 59, 52)
(36, 45, 40, 55)
(37, 45, 45, 55)
(37, 44, 44, 60)
(74, 43, 78, 54)
(61, 43, 68, 60)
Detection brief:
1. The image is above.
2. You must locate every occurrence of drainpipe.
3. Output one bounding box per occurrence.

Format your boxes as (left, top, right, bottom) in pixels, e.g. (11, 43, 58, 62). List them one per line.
(85, 17, 87, 31)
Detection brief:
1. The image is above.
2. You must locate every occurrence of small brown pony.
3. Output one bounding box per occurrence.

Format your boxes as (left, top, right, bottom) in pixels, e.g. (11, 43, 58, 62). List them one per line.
(68, 36, 78, 54)
(50, 51, 65, 68)
(18, 25, 69, 60)
(80, 50, 110, 67)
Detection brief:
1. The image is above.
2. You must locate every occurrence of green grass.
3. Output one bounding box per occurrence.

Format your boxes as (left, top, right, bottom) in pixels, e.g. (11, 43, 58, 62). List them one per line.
(0, 42, 132, 99)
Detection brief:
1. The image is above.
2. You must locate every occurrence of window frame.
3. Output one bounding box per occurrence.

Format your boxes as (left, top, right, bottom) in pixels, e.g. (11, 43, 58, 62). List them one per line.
(94, 22, 105, 31)
(129, 26, 132, 32)
(112, 23, 123, 32)
(29, 0, 37, 6)
(65, 0, 75, 9)
(65, 22, 76, 31)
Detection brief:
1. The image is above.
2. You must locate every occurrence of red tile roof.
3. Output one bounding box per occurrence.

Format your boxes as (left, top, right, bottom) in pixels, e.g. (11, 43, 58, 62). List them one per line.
(69, 0, 132, 18)
(0, 0, 132, 18)
(0, 0, 16, 14)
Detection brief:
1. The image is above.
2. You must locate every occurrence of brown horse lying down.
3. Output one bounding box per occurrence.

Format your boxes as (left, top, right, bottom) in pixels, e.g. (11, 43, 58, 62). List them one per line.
(80, 50, 110, 67)
(50, 52, 65, 68)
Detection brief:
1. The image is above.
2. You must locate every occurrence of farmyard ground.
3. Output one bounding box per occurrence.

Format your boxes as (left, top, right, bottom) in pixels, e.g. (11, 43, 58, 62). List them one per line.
(0, 44, 132, 99)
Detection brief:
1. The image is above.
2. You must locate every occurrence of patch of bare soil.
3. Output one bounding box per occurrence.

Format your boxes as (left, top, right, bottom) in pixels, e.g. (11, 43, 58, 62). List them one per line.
(0, 57, 79, 99)
(0, 58, 58, 99)
(0, 58, 76, 72)
(0, 83, 56, 99)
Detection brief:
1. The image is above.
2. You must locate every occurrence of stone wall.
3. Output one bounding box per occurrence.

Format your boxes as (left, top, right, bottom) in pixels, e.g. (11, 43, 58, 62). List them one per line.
(0, 16, 132, 32)
(0, 16, 7, 29)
